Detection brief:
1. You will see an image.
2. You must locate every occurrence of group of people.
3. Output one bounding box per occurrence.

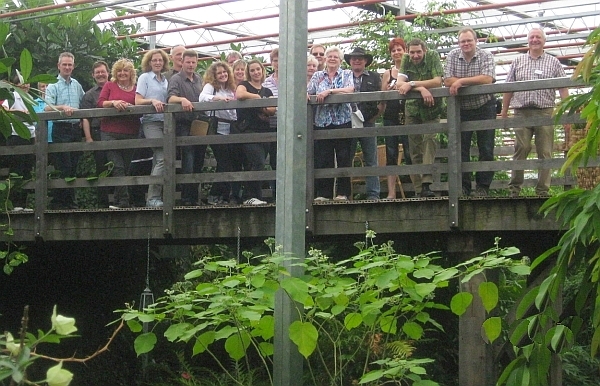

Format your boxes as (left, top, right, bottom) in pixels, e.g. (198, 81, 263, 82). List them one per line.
(2, 25, 569, 210)
(307, 26, 569, 200)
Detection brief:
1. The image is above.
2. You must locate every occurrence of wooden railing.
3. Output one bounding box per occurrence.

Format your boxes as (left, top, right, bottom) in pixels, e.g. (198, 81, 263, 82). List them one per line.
(0, 77, 588, 237)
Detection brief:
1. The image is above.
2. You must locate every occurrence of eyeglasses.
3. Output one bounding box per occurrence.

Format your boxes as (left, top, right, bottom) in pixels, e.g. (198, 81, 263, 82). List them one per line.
(313, 52, 325, 57)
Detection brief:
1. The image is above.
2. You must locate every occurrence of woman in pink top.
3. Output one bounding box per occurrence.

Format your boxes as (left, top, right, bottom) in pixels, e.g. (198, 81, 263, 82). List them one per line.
(97, 58, 140, 209)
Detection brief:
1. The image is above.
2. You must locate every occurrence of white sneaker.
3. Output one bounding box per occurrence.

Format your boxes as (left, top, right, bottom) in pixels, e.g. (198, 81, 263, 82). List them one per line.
(243, 198, 267, 205)
(11, 207, 24, 212)
(334, 195, 348, 201)
(313, 196, 329, 202)
(23, 208, 34, 212)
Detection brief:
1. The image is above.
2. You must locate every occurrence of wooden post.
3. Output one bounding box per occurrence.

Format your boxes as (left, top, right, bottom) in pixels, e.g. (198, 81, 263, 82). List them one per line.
(449, 234, 496, 386)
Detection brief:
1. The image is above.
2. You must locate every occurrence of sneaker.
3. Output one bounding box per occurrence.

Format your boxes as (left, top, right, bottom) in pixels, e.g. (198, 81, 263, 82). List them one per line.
(420, 185, 435, 198)
(365, 196, 379, 201)
(243, 198, 267, 205)
(313, 196, 330, 202)
(537, 191, 550, 197)
(334, 195, 348, 201)
(146, 198, 164, 208)
(509, 190, 520, 198)
(11, 207, 24, 212)
(471, 186, 489, 197)
(109, 203, 130, 209)
(23, 208, 34, 213)
(207, 195, 222, 205)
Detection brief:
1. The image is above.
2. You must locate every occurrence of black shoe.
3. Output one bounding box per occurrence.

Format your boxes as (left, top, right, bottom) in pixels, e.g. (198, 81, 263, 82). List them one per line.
(420, 184, 435, 198)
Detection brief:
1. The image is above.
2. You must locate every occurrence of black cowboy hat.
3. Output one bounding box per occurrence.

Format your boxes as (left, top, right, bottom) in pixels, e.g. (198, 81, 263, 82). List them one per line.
(344, 47, 374, 66)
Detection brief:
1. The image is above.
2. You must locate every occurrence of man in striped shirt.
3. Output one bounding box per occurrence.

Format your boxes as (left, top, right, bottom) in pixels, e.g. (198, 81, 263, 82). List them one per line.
(501, 28, 570, 197)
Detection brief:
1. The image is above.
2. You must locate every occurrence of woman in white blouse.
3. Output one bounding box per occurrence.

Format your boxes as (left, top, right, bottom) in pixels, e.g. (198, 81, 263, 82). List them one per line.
(199, 61, 238, 205)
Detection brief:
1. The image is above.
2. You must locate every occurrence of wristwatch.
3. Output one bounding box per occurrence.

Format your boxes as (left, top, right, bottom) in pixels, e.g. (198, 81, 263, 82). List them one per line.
(409, 81, 416, 87)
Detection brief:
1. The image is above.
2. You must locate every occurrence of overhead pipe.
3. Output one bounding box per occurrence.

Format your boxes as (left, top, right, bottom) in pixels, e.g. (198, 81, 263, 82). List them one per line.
(118, 0, 389, 40)
(97, 0, 244, 23)
(0, 0, 98, 19)
(122, 0, 560, 48)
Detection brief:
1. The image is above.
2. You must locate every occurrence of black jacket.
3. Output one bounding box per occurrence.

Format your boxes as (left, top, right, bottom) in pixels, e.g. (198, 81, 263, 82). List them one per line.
(355, 70, 381, 123)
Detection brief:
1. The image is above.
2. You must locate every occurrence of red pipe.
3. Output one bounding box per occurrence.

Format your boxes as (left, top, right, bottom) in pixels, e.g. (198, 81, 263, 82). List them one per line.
(126, 0, 559, 48)
(120, 0, 389, 40)
(97, 0, 244, 23)
(0, 0, 98, 19)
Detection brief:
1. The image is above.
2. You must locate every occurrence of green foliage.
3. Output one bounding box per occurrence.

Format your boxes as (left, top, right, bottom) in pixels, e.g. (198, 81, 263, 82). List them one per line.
(340, 1, 461, 71)
(2, 0, 140, 88)
(121, 234, 528, 385)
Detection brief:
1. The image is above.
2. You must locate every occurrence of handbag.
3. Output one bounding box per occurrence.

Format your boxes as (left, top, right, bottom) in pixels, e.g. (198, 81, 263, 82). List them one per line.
(351, 110, 364, 128)
(190, 113, 218, 136)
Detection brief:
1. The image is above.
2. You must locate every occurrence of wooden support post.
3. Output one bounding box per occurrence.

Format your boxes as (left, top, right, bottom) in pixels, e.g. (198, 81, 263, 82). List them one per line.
(448, 234, 496, 386)
(162, 112, 175, 236)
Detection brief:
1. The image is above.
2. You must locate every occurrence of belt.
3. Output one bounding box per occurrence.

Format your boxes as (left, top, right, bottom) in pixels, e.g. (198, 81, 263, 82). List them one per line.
(53, 122, 80, 129)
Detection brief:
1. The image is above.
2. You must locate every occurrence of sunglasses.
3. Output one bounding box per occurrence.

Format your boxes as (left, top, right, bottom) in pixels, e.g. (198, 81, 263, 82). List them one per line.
(313, 52, 325, 57)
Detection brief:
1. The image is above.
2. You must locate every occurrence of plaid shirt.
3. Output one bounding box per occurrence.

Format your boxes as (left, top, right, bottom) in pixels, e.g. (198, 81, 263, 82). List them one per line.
(307, 68, 353, 127)
(45, 75, 84, 124)
(505, 51, 566, 109)
(444, 46, 495, 110)
(400, 50, 444, 121)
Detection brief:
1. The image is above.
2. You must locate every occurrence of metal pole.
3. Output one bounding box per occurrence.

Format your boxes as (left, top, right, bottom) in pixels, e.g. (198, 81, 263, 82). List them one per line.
(273, 0, 308, 385)
(148, 3, 156, 50)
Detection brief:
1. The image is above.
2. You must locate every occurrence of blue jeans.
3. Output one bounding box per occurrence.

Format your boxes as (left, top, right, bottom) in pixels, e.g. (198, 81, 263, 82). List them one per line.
(461, 98, 496, 193)
(101, 131, 137, 206)
(351, 122, 380, 198)
(242, 142, 268, 200)
(143, 121, 165, 201)
(51, 123, 81, 206)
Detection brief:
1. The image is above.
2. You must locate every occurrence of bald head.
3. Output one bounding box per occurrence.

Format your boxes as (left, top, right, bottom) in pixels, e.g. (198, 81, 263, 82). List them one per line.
(171, 45, 186, 72)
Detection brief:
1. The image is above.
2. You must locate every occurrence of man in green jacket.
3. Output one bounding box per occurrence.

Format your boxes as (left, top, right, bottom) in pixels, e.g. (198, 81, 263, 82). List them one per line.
(397, 38, 443, 198)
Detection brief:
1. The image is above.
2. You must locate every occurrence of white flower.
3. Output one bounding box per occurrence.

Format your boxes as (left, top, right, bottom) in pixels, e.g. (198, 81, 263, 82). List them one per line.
(46, 362, 73, 386)
(4, 332, 20, 356)
(51, 305, 77, 335)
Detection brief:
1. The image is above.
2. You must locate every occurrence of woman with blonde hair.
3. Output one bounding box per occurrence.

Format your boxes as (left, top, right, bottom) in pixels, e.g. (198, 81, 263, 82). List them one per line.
(135, 49, 169, 207)
(97, 58, 140, 209)
(306, 54, 319, 85)
(232, 59, 247, 86)
(200, 61, 238, 205)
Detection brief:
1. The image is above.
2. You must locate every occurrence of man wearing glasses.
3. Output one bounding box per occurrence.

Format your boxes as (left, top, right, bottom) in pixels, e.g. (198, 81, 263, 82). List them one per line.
(309, 44, 326, 71)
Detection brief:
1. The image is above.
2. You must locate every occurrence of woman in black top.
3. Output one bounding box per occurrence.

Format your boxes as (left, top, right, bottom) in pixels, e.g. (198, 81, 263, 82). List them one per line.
(235, 59, 276, 205)
(381, 37, 411, 199)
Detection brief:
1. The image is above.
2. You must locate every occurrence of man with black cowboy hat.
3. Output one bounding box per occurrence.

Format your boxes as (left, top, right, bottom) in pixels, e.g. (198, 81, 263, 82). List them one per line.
(345, 47, 383, 200)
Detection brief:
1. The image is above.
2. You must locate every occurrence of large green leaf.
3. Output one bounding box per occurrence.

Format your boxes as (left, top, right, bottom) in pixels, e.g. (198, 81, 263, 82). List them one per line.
(134, 332, 157, 356)
(280, 276, 311, 305)
(482, 317, 502, 343)
(19, 49, 32, 81)
(516, 286, 540, 319)
(193, 331, 215, 355)
(164, 323, 192, 342)
(224, 331, 251, 361)
(450, 292, 473, 316)
(379, 315, 398, 334)
(289, 321, 318, 358)
(344, 312, 362, 330)
(402, 321, 423, 339)
(478, 281, 498, 313)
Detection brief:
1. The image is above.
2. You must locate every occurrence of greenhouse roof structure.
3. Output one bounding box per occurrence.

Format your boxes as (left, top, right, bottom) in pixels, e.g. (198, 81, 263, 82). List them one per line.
(3, 0, 599, 80)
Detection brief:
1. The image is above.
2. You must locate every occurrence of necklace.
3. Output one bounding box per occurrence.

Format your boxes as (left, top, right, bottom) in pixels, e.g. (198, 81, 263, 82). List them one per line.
(117, 82, 132, 91)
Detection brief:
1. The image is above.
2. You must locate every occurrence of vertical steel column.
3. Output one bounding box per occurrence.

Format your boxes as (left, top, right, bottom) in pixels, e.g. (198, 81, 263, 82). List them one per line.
(273, 1, 308, 385)
(34, 119, 48, 240)
(162, 112, 175, 235)
(446, 95, 461, 228)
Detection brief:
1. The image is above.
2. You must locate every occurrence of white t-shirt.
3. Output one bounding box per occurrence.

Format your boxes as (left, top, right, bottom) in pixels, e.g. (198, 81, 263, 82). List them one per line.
(2, 92, 36, 137)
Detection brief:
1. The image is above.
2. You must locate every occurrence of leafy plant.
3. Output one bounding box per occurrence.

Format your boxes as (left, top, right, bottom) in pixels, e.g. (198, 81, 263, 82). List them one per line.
(121, 233, 528, 385)
(493, 25, 600, 385)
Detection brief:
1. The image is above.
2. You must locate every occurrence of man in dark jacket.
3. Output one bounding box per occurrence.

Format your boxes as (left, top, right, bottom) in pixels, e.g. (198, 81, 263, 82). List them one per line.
(346, 47, 383, 200)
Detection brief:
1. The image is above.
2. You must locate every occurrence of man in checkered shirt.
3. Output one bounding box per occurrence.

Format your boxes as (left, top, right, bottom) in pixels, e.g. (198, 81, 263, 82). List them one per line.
(501, 27, 570, 197)
(444, 27, 497, 197)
